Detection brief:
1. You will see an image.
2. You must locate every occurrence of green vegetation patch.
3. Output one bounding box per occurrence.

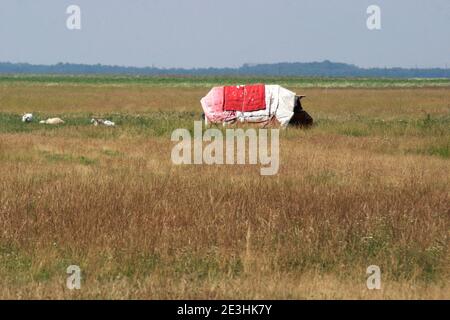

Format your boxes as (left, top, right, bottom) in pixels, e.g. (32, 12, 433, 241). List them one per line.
(1, 75, 449, 88)
(40, 150, 98, 165)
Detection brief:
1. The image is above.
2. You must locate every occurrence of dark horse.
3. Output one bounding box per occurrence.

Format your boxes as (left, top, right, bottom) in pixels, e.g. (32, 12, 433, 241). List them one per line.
(289, 95, 313, 127)
(201, 95, 313, 127)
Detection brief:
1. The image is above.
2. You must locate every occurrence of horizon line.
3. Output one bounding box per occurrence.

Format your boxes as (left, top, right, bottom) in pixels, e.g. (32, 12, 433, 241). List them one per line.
(1, 60, 449, 71)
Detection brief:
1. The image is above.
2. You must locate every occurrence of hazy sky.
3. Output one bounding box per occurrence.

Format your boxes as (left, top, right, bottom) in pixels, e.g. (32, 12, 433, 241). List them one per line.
(0, 0, 449, 68)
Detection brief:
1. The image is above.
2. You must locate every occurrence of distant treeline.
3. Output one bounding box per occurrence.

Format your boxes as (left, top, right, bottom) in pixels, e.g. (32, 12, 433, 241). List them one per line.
(0, 60, 449, 78)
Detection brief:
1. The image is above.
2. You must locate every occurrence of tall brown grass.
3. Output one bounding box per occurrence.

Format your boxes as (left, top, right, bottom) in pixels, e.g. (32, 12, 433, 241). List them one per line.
(0, 84, 448, 299)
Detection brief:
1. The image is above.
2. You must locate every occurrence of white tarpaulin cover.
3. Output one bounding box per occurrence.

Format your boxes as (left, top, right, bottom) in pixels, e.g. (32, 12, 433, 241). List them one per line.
(201, 84, 297, 126)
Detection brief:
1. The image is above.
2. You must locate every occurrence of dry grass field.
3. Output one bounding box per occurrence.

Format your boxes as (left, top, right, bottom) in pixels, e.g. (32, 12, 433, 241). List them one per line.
(0, 77, 449, 299)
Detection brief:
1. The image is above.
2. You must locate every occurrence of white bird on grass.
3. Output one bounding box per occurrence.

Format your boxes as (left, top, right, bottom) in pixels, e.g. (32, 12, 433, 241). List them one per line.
(22, 113, 33, 123)
(39, 118, 65, 125)
(91, 118, 115, 127)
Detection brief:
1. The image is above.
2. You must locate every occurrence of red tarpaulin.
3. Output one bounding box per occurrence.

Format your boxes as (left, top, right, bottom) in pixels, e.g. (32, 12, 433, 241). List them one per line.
(223, 84, 266, 112)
